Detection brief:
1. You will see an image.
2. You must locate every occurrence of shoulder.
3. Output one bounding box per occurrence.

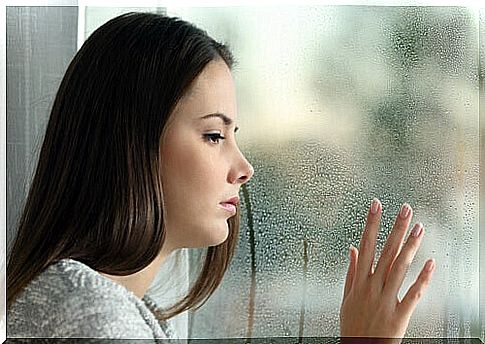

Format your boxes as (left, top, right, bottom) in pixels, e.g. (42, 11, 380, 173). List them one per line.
(47, 294, 157, 339)
(8, 259, 169, 339)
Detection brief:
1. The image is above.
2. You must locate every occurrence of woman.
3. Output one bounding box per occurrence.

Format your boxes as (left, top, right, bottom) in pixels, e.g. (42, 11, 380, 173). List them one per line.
(6, 12, 435, 340)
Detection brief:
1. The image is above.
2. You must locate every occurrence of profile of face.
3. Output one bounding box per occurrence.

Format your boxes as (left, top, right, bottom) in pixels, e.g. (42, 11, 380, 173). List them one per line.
(160, 60, 254, 250)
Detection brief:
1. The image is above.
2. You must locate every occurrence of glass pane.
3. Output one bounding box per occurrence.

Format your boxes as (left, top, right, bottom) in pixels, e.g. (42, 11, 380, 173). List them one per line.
(165, 6, 482, 340)
(479, 7, 485, 344)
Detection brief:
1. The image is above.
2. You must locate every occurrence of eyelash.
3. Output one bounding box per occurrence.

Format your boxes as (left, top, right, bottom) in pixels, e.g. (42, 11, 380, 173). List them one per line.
(203, 133, 226, 144)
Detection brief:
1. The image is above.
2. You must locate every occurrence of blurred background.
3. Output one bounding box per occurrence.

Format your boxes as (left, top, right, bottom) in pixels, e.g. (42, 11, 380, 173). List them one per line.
(5, 4, 484, 341)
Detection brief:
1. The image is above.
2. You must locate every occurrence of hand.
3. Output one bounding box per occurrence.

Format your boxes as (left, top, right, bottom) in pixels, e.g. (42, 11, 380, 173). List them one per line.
(340, 198, 436, 341)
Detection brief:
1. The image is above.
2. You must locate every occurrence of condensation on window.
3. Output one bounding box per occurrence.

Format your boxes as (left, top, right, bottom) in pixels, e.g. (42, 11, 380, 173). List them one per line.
(165, 6, 482, 340)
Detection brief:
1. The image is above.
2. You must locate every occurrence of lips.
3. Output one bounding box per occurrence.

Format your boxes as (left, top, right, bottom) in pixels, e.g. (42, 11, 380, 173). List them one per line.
(219, 196, 239, 214)
(219, 203, 237, 214)
(223, 196, 240, 206)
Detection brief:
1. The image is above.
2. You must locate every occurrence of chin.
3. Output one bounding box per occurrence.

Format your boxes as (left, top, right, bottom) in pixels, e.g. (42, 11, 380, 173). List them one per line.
(183, 222, 229, 248)
(210, 230, 229, 247)
(205, 225, 229, 247)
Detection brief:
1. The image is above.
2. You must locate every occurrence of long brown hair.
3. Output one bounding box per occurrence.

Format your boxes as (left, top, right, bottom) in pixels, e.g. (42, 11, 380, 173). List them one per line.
(7, 11, 240, 321)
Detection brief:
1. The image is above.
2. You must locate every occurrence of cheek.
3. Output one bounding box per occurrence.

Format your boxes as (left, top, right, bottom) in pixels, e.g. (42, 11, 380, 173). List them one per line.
(161, 141, 220, 204)
(160, 140, 231, 247)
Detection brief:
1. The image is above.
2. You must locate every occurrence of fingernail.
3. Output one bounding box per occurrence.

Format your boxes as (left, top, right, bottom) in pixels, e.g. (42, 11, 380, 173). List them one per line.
(371, 198, 380, 214)
(349, 244, 354, 257)
(411, 223, 423, 237)
(425, 259, 435, 272)
(400, 203, 411, 219)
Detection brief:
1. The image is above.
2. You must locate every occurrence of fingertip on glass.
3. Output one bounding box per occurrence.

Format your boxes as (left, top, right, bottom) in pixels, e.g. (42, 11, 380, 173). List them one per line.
(370, 198, 380, 214)
(400, 203, 412, 219)
(411, 222, 423, 237)
(425, 258, 435, 272)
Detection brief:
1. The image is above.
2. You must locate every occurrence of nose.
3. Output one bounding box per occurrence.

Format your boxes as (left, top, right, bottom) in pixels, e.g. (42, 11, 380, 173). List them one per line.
(229, 149, 254, 185)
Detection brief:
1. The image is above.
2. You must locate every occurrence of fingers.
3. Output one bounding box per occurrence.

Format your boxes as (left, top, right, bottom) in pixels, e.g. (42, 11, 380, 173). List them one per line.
(343, 245, 359, 299)
(373, 203, 413, 284)
(398, 258, 436, 318)
(356, 198, 381, 284)
(381, 223, 424, 299)
(341, 199, 435, 339)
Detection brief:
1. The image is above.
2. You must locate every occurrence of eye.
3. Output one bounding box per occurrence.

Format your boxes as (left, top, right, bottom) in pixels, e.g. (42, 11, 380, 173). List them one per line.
(203, 133, 226, 144)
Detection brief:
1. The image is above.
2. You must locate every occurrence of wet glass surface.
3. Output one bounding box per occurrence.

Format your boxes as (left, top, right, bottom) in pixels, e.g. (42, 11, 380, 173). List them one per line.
(165, 6, 482, 340)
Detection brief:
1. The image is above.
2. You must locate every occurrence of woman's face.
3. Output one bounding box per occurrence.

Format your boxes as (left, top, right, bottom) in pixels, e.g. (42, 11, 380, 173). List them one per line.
(160, 60, 254, 249)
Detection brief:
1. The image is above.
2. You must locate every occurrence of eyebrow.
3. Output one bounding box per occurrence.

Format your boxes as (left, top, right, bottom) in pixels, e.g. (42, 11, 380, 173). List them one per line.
(200, 113, 239, 132)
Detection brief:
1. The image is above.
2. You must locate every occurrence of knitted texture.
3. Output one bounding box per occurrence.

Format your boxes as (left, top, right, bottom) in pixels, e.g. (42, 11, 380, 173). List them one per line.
(7, 258, 177, 340)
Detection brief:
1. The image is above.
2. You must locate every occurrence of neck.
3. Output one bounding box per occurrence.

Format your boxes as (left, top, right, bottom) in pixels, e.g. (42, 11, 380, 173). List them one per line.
(99, 243, 175, 299)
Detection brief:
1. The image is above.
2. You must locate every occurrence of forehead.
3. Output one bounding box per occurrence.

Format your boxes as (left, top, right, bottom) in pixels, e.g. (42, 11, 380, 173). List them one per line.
(185, 60, 233, 96)
(171, 60, 237, 122)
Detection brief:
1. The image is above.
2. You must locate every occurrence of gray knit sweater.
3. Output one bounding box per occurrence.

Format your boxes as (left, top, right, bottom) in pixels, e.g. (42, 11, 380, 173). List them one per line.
(7, 258, 178, 340)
